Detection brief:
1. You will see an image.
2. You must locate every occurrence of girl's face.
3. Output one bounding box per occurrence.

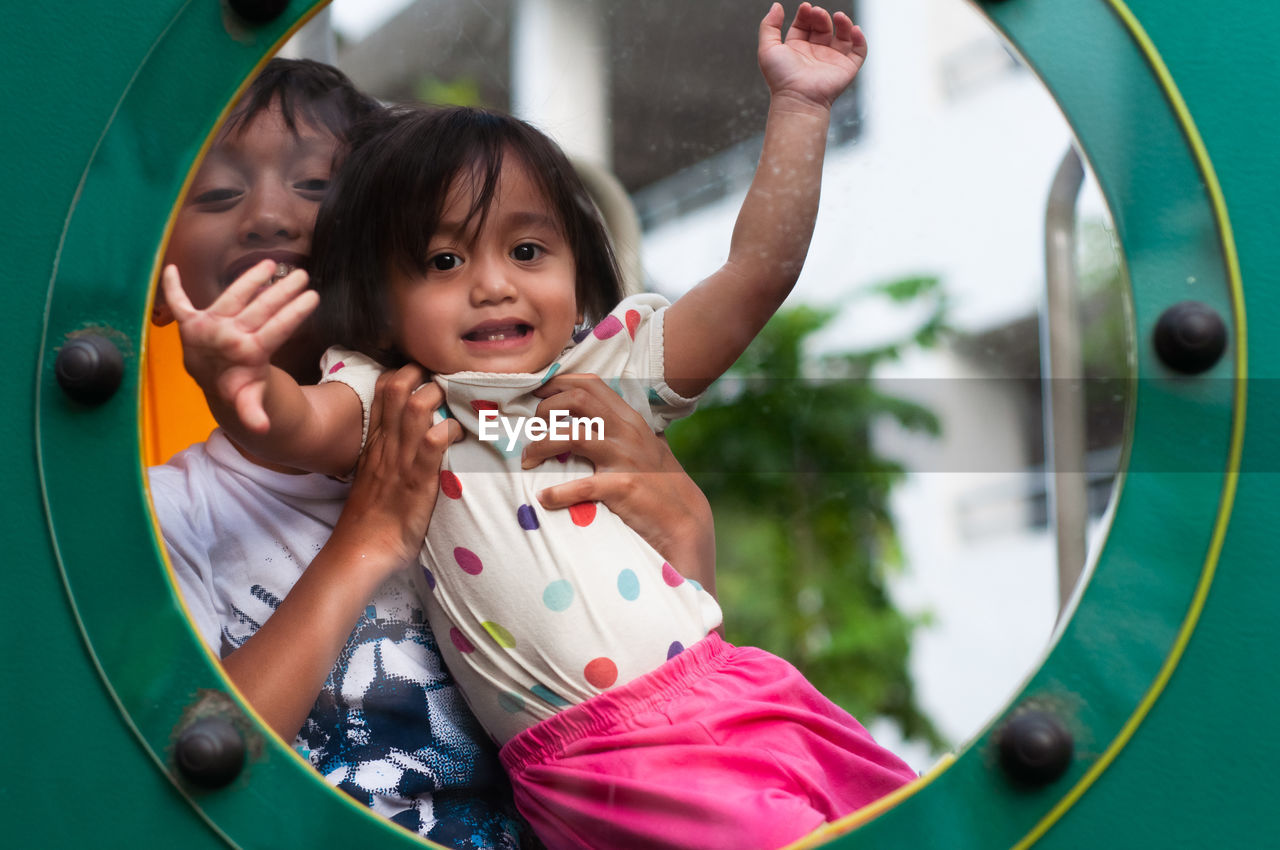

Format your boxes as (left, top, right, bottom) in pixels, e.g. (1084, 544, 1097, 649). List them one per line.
(389, 157, 579, 375)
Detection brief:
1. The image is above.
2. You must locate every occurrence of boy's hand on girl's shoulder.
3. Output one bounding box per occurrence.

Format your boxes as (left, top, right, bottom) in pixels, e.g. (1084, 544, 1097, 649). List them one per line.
(340, 365, 463, 565)
(758, 2, 867, 112)
(159, 260, 318, 433)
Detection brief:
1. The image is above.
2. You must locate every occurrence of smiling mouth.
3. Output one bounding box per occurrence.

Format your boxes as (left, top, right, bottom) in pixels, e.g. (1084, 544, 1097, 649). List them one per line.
(222, 254, 307, 289)
(463, 324, 532, 343)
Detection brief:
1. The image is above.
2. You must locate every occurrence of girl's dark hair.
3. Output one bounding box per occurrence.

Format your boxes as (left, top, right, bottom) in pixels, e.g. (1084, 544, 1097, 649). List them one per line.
(224, 58, 381, 145)
(311, 106, 625, 366)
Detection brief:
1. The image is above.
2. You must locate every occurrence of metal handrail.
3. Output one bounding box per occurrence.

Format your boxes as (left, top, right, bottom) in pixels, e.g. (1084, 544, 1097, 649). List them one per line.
(1041, 146, 1087, 615)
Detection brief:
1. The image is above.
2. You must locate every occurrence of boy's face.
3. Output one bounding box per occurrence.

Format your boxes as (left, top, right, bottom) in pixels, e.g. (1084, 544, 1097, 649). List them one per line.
(388, 158, 580, 376)
(157, 100, 336, 375)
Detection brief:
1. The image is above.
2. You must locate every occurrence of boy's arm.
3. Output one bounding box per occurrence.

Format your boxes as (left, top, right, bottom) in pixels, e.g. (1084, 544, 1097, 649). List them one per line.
(523, 374, 718, 597)
(221, 368, 461, 739)
(663, 3, 866, 398)
(160, 262, 363, 475)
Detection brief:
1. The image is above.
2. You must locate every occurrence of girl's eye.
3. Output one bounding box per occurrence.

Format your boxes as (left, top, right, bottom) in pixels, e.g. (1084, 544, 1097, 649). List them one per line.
(430, 253, 462, 272)
(512, 243, 543, 262)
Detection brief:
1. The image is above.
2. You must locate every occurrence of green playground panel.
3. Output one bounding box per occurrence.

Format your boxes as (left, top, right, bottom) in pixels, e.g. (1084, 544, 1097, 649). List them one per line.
(5, 0, 1276, 847)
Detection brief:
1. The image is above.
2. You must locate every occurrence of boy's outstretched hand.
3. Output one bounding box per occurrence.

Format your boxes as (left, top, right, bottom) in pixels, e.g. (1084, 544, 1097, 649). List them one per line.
(758, 2, 866, 111)
(160, 260, 318, 434)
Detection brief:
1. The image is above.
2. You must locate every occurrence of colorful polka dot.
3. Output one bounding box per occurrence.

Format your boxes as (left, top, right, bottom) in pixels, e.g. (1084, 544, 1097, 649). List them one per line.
(440, 470, 462, 499)
(572, 327, 592, 344)
(584, 657, 618, 689)
(531, 684, 570, 708)
(421, 566, 436, 590)
(483, 621, 517, 648)
(543, 580, 575, 612)
(569, 502, 597, 527)
(540, 363, 561, 384)
(471, 399, 499, 413)
(647, 387, 669, 407)
(661, 562, 684, 587)
(438, 402, 452, 420)
(625, 309, 641, 339)
(327, 361, 345, 374)
(667, 641, 685, 660)
(593, 315, 623, 339)
(608, 377, 624, 397)
(498, 691, 525, 713)
(364, 604, 377, 619)
(450, 627, 475, 653)
(616, 569, 640, 601)
(517, 504, 540, 530)
(688, 579, 704, 592)
(556, 451, 571, 463)
(454, 547, 483, 575)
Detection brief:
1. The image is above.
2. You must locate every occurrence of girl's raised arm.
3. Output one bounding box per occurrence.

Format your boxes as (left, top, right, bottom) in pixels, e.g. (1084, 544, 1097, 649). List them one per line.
(160, 261, 364, 475)
(662, 3, 865, 398)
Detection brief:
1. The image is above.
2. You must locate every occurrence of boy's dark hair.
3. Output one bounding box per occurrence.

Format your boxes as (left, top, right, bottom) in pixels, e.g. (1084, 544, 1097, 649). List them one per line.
(311, 106, 625, 367)
(224, 58, 381, 144)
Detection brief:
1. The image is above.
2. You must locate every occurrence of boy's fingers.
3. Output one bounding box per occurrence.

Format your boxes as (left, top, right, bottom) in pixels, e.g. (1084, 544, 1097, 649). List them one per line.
(428, 418, 464, 450)
(533, 373, 619, 406)
(521, 437, 575, 468)
(368, 373, 390, 445)
(536, 477, 598, 512)
(397, 384, 437, 470)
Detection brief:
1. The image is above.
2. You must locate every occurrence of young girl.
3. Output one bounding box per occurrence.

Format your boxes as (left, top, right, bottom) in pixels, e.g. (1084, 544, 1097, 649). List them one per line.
(164, 5, 916, 848)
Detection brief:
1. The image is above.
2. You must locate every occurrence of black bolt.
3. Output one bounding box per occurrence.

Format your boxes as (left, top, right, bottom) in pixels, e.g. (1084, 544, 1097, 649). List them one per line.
(227, 0, 290, 25)
(998, 708, 1073, 787)
(175, 717, 245, 789)
(1154, 301, 1228, 375)
(55, 334, 124, 405)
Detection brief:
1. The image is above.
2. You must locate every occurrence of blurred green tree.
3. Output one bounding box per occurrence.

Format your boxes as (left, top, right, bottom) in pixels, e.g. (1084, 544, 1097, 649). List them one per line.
(666, 277, 949, 751)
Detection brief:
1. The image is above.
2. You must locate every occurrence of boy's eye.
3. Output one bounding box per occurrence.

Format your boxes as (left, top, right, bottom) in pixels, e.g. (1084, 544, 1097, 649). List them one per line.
(512, 243, 543, 262)
(295, 178, 330, 194)
(430, 253, 462, 272)
(191, 188, 240, 206)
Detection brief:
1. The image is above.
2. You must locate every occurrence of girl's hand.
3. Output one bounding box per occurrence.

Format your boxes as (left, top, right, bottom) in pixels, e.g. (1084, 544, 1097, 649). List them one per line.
(159, 260, 318, 433)
(758, 2, 867, 112)
(521, 374, 717, 593)
(337, 364, 463, 566)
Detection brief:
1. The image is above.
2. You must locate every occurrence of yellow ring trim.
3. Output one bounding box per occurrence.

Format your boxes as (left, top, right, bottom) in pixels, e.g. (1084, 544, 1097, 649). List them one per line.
(1014, 1, 1246, 846)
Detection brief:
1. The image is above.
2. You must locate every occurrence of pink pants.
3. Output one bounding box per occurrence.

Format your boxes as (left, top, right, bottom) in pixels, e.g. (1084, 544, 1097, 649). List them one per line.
(499, 632, 916, 850)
